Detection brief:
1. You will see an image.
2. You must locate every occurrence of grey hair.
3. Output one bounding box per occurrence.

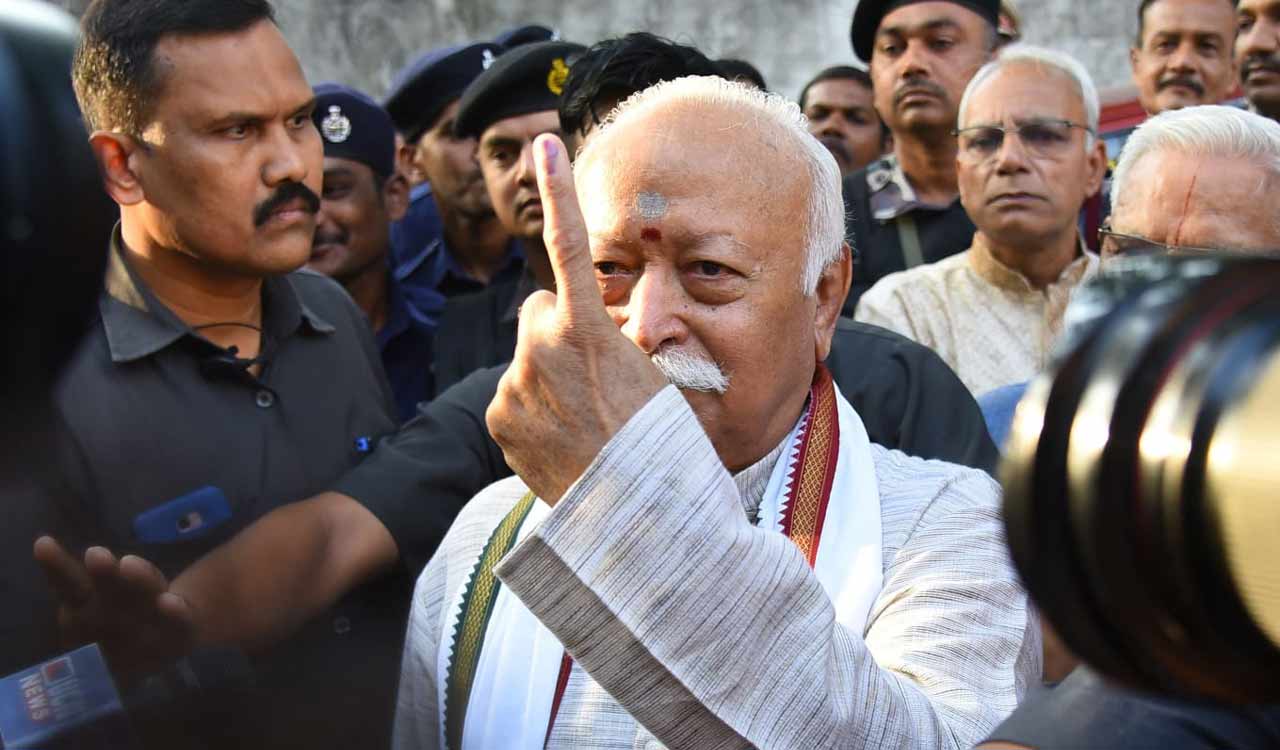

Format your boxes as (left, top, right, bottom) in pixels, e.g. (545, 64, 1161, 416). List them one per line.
(1112, 105, 1280, 210)
(577, 75, 845, 295)
(958, 43, 1100, 149)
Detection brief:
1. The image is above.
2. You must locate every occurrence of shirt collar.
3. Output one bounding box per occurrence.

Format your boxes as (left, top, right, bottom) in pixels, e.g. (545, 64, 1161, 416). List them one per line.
(100, 225, 334, 364)
(967, 232, 1099, 295)
(866, 153, 961, 222)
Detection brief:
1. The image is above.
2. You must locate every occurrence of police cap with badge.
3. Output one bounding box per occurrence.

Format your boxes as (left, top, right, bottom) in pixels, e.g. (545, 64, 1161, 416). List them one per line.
(383, 42, 502, 143)
(850, 0, 999, 62)
(453, 40, 587, 140)
(312, 82, 397, 178)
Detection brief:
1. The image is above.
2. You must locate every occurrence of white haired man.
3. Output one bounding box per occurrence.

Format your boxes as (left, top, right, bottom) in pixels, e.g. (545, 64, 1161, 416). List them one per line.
(980, 104, 1280, 750)
(1103, 104, 1280, 258)
(856, 45, 1108, 396)
(393, 76, 1039, 750)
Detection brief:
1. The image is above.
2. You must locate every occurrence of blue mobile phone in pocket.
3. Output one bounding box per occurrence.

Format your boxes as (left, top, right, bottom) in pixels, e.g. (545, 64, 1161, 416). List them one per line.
(132, 486, 232, 544)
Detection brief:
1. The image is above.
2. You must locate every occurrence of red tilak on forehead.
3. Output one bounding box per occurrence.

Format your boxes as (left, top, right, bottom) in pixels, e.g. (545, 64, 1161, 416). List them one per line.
(641, 228, 662, 242)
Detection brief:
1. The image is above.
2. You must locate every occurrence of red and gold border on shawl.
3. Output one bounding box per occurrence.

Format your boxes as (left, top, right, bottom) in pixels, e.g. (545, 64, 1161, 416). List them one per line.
(780, 365, 841, 567)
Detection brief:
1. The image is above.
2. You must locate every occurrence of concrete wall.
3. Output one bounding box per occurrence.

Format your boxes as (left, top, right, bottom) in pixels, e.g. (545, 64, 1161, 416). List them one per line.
(49, 0, 1139, 103)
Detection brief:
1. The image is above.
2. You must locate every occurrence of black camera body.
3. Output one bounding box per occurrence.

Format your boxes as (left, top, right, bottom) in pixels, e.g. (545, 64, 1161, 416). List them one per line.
(1002, 255, 1280, 705)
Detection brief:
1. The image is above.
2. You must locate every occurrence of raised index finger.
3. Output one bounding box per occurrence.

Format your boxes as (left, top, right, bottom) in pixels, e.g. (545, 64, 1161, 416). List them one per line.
(533, 133, 607, 321)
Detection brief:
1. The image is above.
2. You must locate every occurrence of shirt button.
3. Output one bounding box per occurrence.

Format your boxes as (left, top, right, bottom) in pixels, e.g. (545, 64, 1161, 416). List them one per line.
(255, 390, 276, 409)
(333, 616, 351, 635)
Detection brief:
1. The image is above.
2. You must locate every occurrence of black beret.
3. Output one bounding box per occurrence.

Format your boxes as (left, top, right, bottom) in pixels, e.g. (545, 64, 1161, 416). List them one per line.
(453, 40, 587, 140)
(850, 0, 999, 62)
(312, 83, 397, 178)
(384, 42, 502, 143)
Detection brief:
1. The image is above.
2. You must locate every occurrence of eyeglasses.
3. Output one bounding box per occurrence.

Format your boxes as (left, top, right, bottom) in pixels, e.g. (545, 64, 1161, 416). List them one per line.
(1097, 226, 1234, 258)
(952, 119, 1094, 162)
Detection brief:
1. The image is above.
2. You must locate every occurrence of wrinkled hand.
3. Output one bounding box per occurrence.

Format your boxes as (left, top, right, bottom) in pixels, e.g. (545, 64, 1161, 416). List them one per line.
(33, 536, 197, 678)
(486, 135, 667, 505)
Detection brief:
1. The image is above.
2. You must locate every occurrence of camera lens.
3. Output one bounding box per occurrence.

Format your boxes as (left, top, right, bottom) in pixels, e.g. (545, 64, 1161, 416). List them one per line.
(1002, 256, 1280, 704)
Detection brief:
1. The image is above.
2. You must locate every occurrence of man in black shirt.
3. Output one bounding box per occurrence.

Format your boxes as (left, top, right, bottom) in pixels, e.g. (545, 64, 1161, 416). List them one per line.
(33, 1, 407, 747)
(842, 0, 999, 313)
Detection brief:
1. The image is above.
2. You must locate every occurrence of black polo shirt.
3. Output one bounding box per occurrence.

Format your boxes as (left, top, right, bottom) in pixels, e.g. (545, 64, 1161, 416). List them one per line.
(336, 317, 998, 578)
(47, 228, 406, 749)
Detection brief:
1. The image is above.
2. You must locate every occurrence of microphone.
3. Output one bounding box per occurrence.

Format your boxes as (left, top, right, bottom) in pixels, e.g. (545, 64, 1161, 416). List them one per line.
(0, 644, 255, 749)
(198, 346, 268, 381)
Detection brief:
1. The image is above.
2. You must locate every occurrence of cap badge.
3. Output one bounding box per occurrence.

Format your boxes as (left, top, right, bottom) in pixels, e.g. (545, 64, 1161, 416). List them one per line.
(321, 105, 352, 144)
(481, 49, 496, 70)
(547, 58, 569, 96)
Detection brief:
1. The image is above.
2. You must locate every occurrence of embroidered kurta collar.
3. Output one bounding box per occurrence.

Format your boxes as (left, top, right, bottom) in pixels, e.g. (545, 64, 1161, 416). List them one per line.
(966, 233, 1097, 296)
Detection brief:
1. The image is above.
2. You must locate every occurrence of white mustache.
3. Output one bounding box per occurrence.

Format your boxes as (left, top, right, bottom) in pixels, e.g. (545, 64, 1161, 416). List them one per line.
(650, 346, 730, 394)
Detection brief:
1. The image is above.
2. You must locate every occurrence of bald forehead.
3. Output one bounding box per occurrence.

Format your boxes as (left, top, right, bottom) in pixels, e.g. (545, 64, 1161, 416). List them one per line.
(962, 60, 1084, 125)
(574, 100, 812, 242)
(579, 99, 807, 186)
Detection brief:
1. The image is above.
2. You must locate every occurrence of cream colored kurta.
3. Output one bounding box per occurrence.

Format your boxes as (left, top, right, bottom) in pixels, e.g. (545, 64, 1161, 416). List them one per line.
(855, 236, 1098, 396)
(394, 386, 1040, 750)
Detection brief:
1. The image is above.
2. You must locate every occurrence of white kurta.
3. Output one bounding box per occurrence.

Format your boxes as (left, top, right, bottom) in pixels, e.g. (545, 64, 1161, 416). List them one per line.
(856, 236, 1099, 397)
(395, 386, 1040, 750)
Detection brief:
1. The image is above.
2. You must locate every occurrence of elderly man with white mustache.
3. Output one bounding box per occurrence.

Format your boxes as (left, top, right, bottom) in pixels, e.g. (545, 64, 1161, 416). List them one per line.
(393, 76, 1038, 750)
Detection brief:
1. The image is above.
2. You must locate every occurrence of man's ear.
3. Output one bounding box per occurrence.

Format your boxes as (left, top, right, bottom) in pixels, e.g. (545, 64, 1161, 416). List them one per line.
(1084, 137, 1109, 199)
(382, 172, 411, 222)
(813, 242, 853, 362)
(398, 141, 426, 185)
(88, 131, 146, 207)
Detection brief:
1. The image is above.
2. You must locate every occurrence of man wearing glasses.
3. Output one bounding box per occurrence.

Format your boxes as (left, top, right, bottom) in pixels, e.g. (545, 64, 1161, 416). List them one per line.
(1100, 104, 1280, 260)
(856, 45, 1107, 398)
